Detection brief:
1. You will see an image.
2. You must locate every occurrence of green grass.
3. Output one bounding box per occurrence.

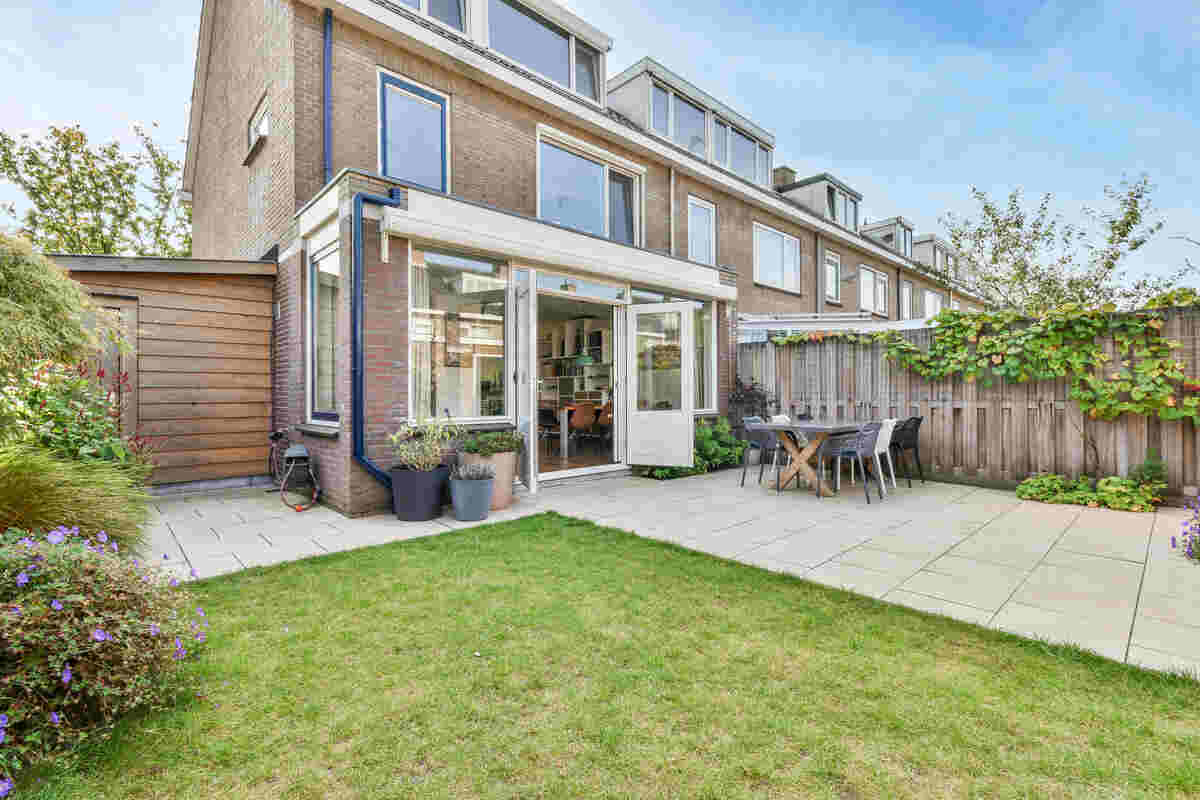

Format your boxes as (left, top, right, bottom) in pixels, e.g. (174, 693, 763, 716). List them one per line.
(23, 512, 1200, 799)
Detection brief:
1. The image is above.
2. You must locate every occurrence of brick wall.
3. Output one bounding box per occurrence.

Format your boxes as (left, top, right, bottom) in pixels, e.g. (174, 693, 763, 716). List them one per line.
(191, 0, 299, 261)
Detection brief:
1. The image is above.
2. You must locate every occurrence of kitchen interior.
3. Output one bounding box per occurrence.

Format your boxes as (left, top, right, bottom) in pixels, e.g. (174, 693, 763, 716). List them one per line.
(537, 294, 617, 473)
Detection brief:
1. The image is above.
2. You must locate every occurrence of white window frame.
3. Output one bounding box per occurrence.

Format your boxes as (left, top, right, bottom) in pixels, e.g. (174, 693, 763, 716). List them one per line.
(923, 289, 944, 319)
(377, 69, 452, 193)
(900, 280, 913, 320)
(402, 0, 468, 35)
(686, 195, 716, 266)
(694, 300, 719, 415)
(482, 0, 606, 108)
(306, 240, 341, 427)
(752, 222, 801, 294)
(247, 93, 269, 151)
(859, 265, 888, 316)
(535, 124, 646, 247)
(826, 187, 858, 231)
(824, 249, 842, 301)
(646, 90, 773, 186)
(406, 242, 516, 425)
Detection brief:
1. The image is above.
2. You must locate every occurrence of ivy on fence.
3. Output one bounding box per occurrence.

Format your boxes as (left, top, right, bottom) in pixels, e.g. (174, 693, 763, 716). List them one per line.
(771, 304, 1200, 422)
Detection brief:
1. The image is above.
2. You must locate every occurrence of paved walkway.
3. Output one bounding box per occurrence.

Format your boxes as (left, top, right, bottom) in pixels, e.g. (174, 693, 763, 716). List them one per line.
(147, 472, 1200, 676)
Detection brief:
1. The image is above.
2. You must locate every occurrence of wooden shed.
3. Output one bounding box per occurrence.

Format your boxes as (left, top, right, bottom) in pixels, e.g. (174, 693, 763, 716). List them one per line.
(54, 255, 276, 487)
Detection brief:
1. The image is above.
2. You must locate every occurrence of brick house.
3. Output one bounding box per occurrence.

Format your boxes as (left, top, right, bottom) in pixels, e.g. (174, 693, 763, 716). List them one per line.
(181, 0, 983, 515)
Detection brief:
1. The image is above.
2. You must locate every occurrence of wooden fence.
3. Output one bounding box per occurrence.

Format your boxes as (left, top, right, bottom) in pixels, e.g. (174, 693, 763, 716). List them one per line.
(736, 308, 1200, 495)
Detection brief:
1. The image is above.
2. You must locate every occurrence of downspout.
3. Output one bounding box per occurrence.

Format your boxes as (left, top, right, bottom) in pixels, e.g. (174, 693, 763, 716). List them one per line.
(668, 167, 676, 256)
(350, 188, 406, 490)
(323, 9, 333, 184)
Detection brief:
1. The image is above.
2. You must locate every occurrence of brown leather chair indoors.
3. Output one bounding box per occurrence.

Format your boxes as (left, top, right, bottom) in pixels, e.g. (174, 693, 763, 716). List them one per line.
(569, 403, 597, 455)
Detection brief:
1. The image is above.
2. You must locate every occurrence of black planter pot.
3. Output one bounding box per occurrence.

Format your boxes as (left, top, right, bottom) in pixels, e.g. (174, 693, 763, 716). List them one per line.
(390, 465, 450, 521)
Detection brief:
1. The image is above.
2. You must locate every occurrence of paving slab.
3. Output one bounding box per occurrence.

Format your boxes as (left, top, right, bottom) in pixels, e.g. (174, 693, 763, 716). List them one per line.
(1130, 615, 1200, 662)
(991, 601, 1131, 662)
(900, 567, 1026, 613)
(805, 561, 906, 599)
(1126, 645, 1200, 678)
(884, 589, 994, 626)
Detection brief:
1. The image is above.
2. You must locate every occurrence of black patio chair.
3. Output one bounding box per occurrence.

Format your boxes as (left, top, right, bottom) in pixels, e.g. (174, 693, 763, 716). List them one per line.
(889, 416, 925, 487)
(818, 423, 884, 503)
(740, 416, 784, 488)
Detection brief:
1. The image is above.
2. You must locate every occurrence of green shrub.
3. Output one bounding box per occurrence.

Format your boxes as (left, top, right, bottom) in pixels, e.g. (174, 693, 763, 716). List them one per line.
(0, 444, 150, 553)
(638, 418, 747, 480)
(389, 418, 461, 471)
(0, 361, 156, 472)
(0, 525, 205, 782)
(460, 430, 524, 457)
(1127, 449, 1168, 487)
(1015, 472, 1164, 512)
(0, 233, 119, 377)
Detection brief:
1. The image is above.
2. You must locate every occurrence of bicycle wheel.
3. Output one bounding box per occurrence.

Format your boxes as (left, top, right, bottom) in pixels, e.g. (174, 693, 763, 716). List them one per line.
(280, 461, 320, 511)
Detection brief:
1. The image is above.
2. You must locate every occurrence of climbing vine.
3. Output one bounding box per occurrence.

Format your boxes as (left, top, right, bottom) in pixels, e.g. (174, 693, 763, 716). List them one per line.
(772, 305, 1200, 422)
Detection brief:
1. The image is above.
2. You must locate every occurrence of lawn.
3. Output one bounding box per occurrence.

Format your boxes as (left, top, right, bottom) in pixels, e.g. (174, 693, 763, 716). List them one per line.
(25, 512, 1200, 799)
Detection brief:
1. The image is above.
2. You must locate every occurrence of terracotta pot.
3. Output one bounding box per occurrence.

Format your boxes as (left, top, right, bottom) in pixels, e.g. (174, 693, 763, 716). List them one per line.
(460, 450, 517, 510)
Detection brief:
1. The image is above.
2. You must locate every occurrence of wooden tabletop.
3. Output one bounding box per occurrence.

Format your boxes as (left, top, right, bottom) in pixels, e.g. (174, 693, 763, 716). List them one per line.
(749, 420, 867, 435)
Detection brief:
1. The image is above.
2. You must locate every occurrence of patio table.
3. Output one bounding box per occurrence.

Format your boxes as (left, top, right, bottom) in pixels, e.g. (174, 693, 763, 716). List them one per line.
(749, 420, 868, 497)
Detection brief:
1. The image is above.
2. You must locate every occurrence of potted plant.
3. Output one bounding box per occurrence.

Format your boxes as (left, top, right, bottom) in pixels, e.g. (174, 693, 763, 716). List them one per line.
(449, 462, 495, 522)
(459, 430, 523, 510)
(388, 418, 460, 521)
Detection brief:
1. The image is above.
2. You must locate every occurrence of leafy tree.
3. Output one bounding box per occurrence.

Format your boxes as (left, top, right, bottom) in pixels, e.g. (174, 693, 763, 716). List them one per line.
(937, 176, 1178, 313)
(0, 233, 119, 375)
(0, 123, 190, 256)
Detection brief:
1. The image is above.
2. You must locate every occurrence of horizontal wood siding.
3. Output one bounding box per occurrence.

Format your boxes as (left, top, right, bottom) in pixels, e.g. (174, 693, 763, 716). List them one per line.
(739, 308, 1200, 494)
(71, 271, 274, 485)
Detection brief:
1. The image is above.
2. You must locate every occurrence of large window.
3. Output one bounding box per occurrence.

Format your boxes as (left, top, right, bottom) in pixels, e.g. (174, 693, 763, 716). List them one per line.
(631, 288, 717, 412)
(687, 195, 715, 266)
(859, 266, 888, 316)
(488, 0, 601, 101)
(309, 248, 339, 422)
(379, 73, 448, 192)
(538, 135, 641, 245)
(753, 223, 800, 293)
(824, 250, 842, 301)
(411, 249, 508, 420)
(902, 227, 912, 258)
(923, 289, 944, 318)
(730, 127, 757, 183)
(900, 280, 913, 320)
(711, 118, 771, 186)
(651, 87, 772, 185)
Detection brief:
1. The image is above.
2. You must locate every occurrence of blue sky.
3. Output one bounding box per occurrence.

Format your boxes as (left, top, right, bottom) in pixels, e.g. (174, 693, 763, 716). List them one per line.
(1, 0, 1196, 278)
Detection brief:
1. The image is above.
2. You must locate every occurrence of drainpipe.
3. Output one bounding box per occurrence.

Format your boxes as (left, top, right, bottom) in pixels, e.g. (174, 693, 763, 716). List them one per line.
(350, 188, 406, 490)
(323, 9, 333, 184)
(668, 167, 676, 256)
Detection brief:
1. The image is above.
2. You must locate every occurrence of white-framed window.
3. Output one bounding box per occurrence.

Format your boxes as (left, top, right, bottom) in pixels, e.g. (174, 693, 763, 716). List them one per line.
(826, 186, 859, 231)
(649, 88, 773, 186)
(924, 289, 944, 318)
(902, 227, 912, 258)
(687, 195, 716, 266)
(536, 126, 644, 246)
(900, 280, 913, 320)
(379, 71, 450, 192)
(631, 288, 718, 413)
(409, 247, 511, 422)
(247, 94, 270, 151)
(651, 82, 705, 157)
(824, 249, 842, 301)
(398, 0, 466, 32)
(753, 222, 801, 293)
(859, 266, 888, 316)
(487, 0, 602, 103)
(307, 243, 340, 424)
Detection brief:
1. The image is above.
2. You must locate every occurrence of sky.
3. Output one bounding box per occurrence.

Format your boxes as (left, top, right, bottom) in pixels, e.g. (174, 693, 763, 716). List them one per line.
(1, 0, 1196, 280)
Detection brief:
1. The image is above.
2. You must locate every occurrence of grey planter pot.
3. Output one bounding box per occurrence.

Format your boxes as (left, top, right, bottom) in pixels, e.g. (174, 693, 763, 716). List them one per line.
(450, 478, 494, 522)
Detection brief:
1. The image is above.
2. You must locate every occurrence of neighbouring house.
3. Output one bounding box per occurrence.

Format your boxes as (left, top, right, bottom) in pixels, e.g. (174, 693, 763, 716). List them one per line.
(142, 0, 986, 515)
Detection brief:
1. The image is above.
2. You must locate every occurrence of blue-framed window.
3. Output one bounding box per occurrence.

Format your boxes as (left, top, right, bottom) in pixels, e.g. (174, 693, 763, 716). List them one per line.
(379, 73, 448, 192)
(310, 247, 340, 422)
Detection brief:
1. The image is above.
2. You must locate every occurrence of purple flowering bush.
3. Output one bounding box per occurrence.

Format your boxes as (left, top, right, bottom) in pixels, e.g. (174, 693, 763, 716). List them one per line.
(0, 526, 207, 783)
(1177, 497, 1200, 563)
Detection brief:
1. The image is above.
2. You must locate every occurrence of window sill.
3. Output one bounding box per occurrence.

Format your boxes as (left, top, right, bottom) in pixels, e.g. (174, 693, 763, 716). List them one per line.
(824, 298, 843, 306)
(243, 134, 267, 166)
(297, 423, 339, 439)
(754, 281, 804, 298)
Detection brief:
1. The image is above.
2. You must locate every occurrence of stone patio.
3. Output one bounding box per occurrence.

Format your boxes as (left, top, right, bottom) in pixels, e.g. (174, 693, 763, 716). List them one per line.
(146, 471, 1200, 676)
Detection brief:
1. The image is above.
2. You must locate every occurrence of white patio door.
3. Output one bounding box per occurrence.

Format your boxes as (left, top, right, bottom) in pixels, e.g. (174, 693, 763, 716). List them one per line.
(625, 302, 694, 468)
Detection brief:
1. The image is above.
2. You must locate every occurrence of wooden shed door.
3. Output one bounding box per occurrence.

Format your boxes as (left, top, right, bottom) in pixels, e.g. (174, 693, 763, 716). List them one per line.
(93, 297, 139, 435)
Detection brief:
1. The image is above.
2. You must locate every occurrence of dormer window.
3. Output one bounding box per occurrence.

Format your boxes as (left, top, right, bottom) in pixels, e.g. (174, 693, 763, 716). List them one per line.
(902, 227, 912, 258)
(827, 186, 858, 231)
(398, 0, 465, 33)
(487, 0, 603, 102)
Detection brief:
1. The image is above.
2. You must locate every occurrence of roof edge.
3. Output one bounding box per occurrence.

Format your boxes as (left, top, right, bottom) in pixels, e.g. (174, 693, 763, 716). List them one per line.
(55, 253, 276, 277)
(182, 0, 217, 193)
(777, 173, 863, 201)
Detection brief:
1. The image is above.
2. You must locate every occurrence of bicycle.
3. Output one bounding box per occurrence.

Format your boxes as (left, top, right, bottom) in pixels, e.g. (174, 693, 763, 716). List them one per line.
(268, 428, 322, 511)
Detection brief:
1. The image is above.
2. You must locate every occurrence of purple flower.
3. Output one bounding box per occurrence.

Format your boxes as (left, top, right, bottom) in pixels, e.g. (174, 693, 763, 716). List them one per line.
(0, 713, 7, 726)
(195, 631, 207, 643)
(0, 730, 5, 744)
(149, 623, 160, 636)
(50, 712, 60, 725)
(96, 531, 108, 543)
(173, 647, 187, 661)
(62, 665, 72, 684)
(163, 553, 170, 560)
(18, 537, 34, 549)
(133, 558, 139, 567)
(0, 776, 12, 797)
(10, 606, 20, 616)
(1173, 536, 1178, 548)
(15, 572, 28, 587)
(175, 637, 183, 649)
(196, 607, 205, 617)
(111, 542, 118, 553)
(169, 578, 179, 587)
(46, 530, 65, 545)
(190, 568, 198, 578)
(51, 599, 63, 611)
(91, 628, 108, 642)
